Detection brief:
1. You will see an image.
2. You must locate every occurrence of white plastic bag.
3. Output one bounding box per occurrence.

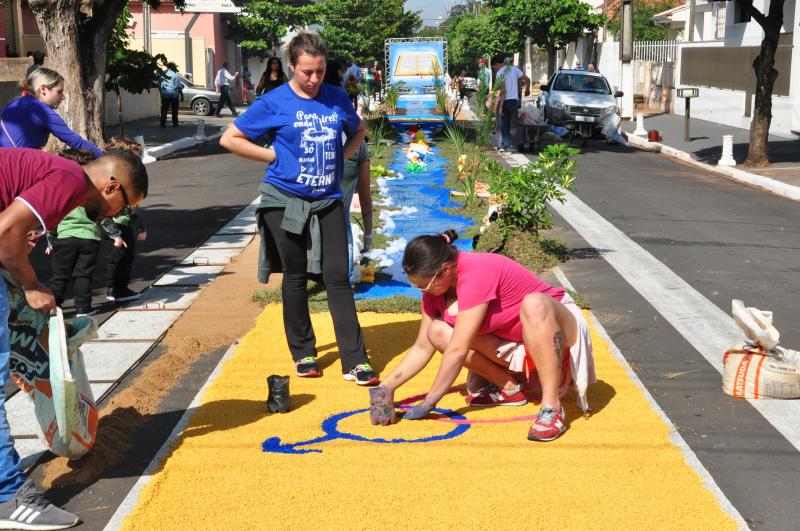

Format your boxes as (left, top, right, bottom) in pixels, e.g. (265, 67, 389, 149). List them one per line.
(731, 299, 780, 350)
(5, 273, 99, 459)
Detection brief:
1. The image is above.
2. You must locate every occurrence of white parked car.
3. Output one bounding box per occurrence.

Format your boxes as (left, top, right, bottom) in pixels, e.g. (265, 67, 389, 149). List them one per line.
(538, 69, 622, 126)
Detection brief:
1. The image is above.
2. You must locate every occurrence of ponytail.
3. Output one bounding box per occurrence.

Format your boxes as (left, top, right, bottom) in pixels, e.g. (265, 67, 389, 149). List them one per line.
(20, 67, 63, 94)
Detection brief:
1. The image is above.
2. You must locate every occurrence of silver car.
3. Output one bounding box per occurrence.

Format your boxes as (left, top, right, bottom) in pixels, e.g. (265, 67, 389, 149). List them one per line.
(538, 69, 622, 125)
(177, 75, 220, 116)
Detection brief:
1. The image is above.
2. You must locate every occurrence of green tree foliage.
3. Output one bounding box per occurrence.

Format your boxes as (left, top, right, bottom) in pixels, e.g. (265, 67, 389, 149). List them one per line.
(317, 0, 422, 64)
(606, 1, 674, 41)
(228, 1, 315, 58)
(487, 0, 605, 74)
(445, 13, 517, 73)
(105, 6, 167, 95)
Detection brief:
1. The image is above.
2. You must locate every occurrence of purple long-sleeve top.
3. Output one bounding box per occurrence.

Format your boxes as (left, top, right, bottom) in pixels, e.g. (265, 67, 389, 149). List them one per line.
(0, 95, 102, 157)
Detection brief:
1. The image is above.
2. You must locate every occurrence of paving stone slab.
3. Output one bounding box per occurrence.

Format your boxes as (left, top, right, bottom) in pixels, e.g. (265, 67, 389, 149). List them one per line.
(91, 382, 114, 399)
(14, 437, 47, 465)
(6, 394, 40, 437)
(153, 266, 225, 286)
(217, 217, 258, 234)
(122, 286, 202, 311)
(95, 310, 183, 341)
(200, 233, 253, 249)
(80, 342, 154, 382)
(180, 248, 243, 266)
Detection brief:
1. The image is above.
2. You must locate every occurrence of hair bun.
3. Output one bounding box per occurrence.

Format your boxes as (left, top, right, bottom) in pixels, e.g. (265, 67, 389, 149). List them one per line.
(442, 229, 458, 244)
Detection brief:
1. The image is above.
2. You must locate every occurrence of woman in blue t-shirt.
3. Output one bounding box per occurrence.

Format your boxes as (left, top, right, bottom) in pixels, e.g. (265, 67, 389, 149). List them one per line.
(0, 67, 102, 157)
(220, 32, 378, 386)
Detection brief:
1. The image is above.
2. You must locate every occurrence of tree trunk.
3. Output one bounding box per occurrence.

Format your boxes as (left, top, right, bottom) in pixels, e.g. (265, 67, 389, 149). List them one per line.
(117, 91, 126, 138)
(28, 1, 127, 148)
(745, 17, 784, 166)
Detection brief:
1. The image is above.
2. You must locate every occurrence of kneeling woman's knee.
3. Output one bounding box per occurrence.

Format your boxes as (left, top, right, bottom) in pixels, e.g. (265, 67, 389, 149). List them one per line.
(427, 319, 453, 350)
(520, 293, 553, 324)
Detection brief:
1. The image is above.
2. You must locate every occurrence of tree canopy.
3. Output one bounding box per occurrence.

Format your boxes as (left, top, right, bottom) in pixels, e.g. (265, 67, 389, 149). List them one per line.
(487, 0, 605, 73)
(445, 13, 517, 74)
(228, 0, 315, 58)
(317, 0, 422, 65)
(606, 0, 674, 41)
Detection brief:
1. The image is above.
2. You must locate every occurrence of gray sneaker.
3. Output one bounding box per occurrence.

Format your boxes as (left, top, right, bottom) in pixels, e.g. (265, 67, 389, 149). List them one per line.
(0, 479, 79, 530)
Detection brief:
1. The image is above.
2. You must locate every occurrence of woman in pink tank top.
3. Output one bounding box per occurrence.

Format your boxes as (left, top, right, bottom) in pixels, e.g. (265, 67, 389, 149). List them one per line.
(369, 230, 580, 442)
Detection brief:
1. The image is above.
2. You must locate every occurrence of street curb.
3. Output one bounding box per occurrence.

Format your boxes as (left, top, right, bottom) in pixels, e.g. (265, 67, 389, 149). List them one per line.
(142, 127, 225, 164)
(626, 134, 800, 203)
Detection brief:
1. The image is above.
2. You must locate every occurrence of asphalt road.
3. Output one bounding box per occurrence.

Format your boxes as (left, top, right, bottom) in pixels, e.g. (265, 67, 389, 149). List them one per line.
(545, 141, 800, 530)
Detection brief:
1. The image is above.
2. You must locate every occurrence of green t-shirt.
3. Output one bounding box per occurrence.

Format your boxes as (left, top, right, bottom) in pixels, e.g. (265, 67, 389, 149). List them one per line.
(56, 207, 100, 241)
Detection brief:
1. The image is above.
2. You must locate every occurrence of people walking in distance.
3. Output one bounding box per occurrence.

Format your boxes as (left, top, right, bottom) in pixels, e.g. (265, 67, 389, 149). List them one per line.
(159, 62, 184, 128)
(256, 57, 288, 96)
(214, 62, 240, 117)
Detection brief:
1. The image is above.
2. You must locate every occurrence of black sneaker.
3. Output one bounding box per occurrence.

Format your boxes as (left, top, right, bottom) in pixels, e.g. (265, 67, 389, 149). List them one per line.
(75, 307, 97, 318)
(0, 479, 79, 530)
(295, 356, 320, 377)
(106, 287, 141, 302)
(343, 363, 380, 386)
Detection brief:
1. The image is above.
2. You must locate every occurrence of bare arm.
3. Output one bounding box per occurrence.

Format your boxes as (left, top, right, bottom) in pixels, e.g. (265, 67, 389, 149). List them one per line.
(343, 120, 367, 160)
(423, 303, 487, 404)
(382, 312, 437, 391)
(0, 200, 56, 313)
(219, 124, 276, 164)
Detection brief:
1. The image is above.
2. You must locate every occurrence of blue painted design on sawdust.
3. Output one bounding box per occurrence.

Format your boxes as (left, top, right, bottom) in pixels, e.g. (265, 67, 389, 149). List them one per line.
(262, 407, 470, 455)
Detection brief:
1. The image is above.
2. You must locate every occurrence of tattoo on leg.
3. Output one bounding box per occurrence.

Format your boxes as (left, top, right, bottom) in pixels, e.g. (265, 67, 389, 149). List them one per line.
(553, 331, 564, 362)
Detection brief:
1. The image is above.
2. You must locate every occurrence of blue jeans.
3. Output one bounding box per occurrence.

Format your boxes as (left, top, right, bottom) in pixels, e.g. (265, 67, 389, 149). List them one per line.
(0, 280, 25, 501)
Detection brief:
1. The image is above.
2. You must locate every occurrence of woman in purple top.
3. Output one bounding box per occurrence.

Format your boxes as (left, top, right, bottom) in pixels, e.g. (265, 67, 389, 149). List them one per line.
(0, 67, 102, 157)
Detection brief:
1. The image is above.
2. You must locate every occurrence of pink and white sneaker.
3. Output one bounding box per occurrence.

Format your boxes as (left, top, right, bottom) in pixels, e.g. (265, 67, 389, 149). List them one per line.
(527, 405, 566, 442)
(466, 384, 528, 407)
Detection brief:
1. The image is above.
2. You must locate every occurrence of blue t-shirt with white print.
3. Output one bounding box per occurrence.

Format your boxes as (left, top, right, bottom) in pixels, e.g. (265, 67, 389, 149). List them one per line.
(233, 82, 360, 200)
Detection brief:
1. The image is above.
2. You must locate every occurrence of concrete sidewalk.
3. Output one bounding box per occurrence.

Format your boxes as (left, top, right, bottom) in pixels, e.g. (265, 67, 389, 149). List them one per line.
(622, 113, 800, 200)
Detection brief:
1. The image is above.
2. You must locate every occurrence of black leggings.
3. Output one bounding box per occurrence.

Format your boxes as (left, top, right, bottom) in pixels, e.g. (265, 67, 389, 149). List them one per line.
(261, 202, 368, 373)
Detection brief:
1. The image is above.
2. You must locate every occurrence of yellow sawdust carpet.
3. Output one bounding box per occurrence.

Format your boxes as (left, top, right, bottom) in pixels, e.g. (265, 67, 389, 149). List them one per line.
(121, 305, 737, 530)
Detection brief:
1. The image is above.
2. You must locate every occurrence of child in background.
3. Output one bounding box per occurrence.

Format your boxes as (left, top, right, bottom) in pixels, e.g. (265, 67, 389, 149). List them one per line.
(102, 137, 147, 302)
(48, 148, 102, 316)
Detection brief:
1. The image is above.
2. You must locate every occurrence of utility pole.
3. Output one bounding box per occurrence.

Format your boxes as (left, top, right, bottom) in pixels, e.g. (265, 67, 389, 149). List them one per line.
(143, 1, 152, 53)
(688, 0, 696, 41)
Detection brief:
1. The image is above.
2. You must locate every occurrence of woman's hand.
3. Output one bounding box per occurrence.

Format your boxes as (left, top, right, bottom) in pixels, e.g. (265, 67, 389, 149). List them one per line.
(220, 124, 276, 164)
(403, 399, 436, 420)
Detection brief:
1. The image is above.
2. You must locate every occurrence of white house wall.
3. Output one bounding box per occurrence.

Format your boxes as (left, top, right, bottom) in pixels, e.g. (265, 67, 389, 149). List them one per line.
(675, 40, 795, 138)
(723, 0, 796, 46)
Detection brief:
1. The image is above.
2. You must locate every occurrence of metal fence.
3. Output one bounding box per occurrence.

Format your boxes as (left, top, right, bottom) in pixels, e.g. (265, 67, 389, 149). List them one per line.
(633, 40, 678, 63)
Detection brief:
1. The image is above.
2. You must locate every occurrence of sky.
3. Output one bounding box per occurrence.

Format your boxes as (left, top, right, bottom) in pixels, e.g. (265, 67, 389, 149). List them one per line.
(405, 0, 456, 26)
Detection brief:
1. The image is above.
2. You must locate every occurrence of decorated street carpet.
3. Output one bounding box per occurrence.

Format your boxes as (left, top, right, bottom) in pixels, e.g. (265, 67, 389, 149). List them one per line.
(120, 304, 737, 530)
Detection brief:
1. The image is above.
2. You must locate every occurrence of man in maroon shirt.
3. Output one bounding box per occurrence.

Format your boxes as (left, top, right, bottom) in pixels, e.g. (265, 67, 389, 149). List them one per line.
(0, 148, 148, 530)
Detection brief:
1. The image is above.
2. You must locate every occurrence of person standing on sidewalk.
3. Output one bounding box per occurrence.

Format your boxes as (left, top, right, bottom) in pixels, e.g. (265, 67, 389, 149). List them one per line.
(0, 68, 102, 157)
(0, 148, 148, 530)
(497, 57, 530, 152)
(214, 62, 239, 118)
(220, 31, 379, 386)
(159, 62, 184, 128)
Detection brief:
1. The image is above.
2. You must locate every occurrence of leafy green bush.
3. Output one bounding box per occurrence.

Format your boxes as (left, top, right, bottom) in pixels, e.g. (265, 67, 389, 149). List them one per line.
(487, 144, 578, 236)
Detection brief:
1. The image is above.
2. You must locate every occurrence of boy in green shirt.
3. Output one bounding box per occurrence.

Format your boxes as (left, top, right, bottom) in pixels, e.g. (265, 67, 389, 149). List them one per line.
(48, 206, 102, 316)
